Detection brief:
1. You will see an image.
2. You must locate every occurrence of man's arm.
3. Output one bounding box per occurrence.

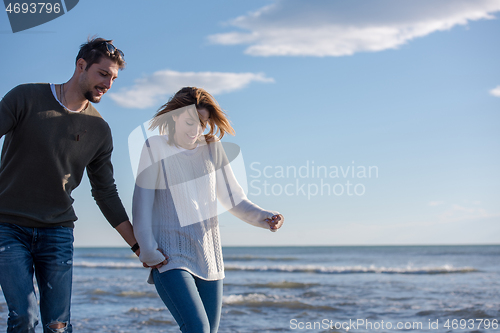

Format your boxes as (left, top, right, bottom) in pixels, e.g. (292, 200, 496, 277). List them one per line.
(87, 129, 136, 250)
(115, 220, 139, 255)
(0, 85, 23, 139)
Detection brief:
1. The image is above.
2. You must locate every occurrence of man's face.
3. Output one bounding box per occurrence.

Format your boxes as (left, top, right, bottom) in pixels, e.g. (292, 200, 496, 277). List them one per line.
(79, 58, 119, 103)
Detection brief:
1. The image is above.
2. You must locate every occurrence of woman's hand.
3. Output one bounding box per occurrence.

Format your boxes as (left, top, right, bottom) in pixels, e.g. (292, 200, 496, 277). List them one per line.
(265, 214, 284, 232)
(142, 249, 169, 269)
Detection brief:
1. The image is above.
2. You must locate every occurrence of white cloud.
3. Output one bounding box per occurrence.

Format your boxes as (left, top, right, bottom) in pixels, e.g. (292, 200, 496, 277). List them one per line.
(439, 204, 494, 223)
(208, 0, 500, 57)
(109, 70, 274, 109)
(490, 85, 500, 97)
(428, 201, 445, 207)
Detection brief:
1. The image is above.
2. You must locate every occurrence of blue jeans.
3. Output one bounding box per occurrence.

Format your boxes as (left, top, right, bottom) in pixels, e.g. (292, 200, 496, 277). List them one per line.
(153, 269, 223, 333)
(0, 222, 74, 333)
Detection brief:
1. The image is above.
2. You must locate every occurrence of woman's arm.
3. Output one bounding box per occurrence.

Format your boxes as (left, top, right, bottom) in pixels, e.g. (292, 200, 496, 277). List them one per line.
(132, 139, 169, 266)
(214, 142, 283, 230)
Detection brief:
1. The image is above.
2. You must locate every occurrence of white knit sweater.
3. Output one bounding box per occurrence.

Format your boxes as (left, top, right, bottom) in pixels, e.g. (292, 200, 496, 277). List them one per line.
(132, 135, 278, 282)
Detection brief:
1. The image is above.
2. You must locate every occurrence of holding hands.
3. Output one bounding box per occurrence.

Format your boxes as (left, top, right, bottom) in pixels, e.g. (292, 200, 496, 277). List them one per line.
(143, 249, 169, 269)
(140, 215, 284, 270)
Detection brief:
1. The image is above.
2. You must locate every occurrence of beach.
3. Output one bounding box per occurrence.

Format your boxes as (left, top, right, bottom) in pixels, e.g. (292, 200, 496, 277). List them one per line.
(0, 245, 499, 332)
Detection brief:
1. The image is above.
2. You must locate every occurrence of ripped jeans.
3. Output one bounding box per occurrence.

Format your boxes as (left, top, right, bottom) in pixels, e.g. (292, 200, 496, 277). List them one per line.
(0, 222, 73, 333)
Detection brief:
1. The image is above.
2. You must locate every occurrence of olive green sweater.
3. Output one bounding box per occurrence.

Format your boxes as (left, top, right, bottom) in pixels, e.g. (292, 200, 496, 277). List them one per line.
(0, 83, 128, 228)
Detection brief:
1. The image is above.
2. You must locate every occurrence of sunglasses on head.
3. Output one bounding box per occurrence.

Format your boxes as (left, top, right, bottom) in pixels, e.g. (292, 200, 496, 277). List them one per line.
(96, 41, 124, 59)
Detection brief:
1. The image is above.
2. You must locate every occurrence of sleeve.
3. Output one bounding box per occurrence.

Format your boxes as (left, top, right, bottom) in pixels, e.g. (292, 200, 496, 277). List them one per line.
(86, 129, 129, 228)
(132, 139, 167, 266)
(0, 85, 24, 139)
(214, 142, 279, 230)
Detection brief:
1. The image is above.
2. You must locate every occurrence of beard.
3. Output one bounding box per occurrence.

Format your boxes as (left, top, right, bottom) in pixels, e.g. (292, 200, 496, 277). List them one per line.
(84, 89, 102, 103)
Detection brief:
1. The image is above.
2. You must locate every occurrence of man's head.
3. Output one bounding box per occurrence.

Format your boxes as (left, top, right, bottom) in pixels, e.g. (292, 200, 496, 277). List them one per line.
(76, 37, 125, 71)
(75, 37, 125, 103)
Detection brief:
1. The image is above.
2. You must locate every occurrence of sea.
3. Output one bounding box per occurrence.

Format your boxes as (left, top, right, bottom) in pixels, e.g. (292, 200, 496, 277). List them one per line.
(0, 245, 499, 333)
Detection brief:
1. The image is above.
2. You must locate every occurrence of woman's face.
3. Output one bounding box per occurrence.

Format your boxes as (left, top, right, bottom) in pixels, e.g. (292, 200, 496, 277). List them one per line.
(173, 108, 209, 149)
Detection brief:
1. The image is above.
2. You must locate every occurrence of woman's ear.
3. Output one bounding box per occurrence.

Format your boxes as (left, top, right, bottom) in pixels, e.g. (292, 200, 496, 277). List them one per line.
(172, 115, 178, 122)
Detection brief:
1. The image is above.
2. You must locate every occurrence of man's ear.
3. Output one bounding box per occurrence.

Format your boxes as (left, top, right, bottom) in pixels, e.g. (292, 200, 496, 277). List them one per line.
(76, 58, 87, 73)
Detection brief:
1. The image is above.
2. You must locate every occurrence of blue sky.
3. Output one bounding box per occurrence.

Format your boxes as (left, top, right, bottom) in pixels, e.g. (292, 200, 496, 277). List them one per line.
(1, 0, 499, 247)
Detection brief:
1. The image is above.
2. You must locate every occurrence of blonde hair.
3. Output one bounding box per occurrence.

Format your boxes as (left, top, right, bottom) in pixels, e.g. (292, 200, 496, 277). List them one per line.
(149, 87, 235, 145)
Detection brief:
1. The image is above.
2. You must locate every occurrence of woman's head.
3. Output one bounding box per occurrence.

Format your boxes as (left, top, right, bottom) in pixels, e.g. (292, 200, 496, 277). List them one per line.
(149, 87, 235, 148)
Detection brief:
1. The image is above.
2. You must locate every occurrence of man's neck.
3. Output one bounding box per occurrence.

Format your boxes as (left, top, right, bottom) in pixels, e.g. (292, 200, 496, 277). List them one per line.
(59, 78, 88, 112)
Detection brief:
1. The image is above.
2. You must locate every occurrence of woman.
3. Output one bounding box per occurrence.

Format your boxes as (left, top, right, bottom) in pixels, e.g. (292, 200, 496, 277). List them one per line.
(132, 87, 284, 333)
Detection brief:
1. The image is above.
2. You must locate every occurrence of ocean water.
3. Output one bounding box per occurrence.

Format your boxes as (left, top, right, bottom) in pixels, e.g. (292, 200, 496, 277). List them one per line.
(0, 245, 499, 332)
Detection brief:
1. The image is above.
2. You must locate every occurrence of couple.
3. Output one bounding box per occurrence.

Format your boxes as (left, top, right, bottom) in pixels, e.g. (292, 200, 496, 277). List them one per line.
(0, 37, 283, 333)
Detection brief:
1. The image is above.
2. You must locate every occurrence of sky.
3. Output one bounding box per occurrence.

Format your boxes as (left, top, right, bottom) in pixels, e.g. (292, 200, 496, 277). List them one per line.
(0, 0, 499, 247)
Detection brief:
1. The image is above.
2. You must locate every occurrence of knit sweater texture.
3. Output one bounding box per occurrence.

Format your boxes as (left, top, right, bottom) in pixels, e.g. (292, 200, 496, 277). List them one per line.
(0, 83, 129, 228)
(133, 135, 277, 281)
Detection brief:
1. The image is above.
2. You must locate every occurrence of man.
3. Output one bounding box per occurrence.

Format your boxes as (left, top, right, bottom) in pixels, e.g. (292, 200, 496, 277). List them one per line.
(0, 37, 139, 332)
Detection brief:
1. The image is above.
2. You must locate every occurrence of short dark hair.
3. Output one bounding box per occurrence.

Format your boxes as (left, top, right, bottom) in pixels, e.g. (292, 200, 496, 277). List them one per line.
(76, 37, 126, 70)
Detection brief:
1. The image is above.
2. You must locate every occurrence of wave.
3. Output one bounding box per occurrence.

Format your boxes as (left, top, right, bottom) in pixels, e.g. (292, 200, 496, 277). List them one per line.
(73, 261, 143, 269)
(417, 308, 497, 319)
(127, 308, 174, 327)
(90, 288, 111, 295)
(226, 281, 320, 289)
(127, 307, 166, 315)
(223, 293, 338, 311)
(89, 289, 157, 298)
(73, 261, 478, 275)
(117, 290, 158, 298)
(224, 255, 298, 262)
(76, 253, 138, 259)
(139, 318, 174, 326)
(225, 264, 478, 275)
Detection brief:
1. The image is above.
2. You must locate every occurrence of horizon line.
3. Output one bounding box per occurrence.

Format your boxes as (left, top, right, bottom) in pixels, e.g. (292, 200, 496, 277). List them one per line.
(74, 243, 500, 249)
